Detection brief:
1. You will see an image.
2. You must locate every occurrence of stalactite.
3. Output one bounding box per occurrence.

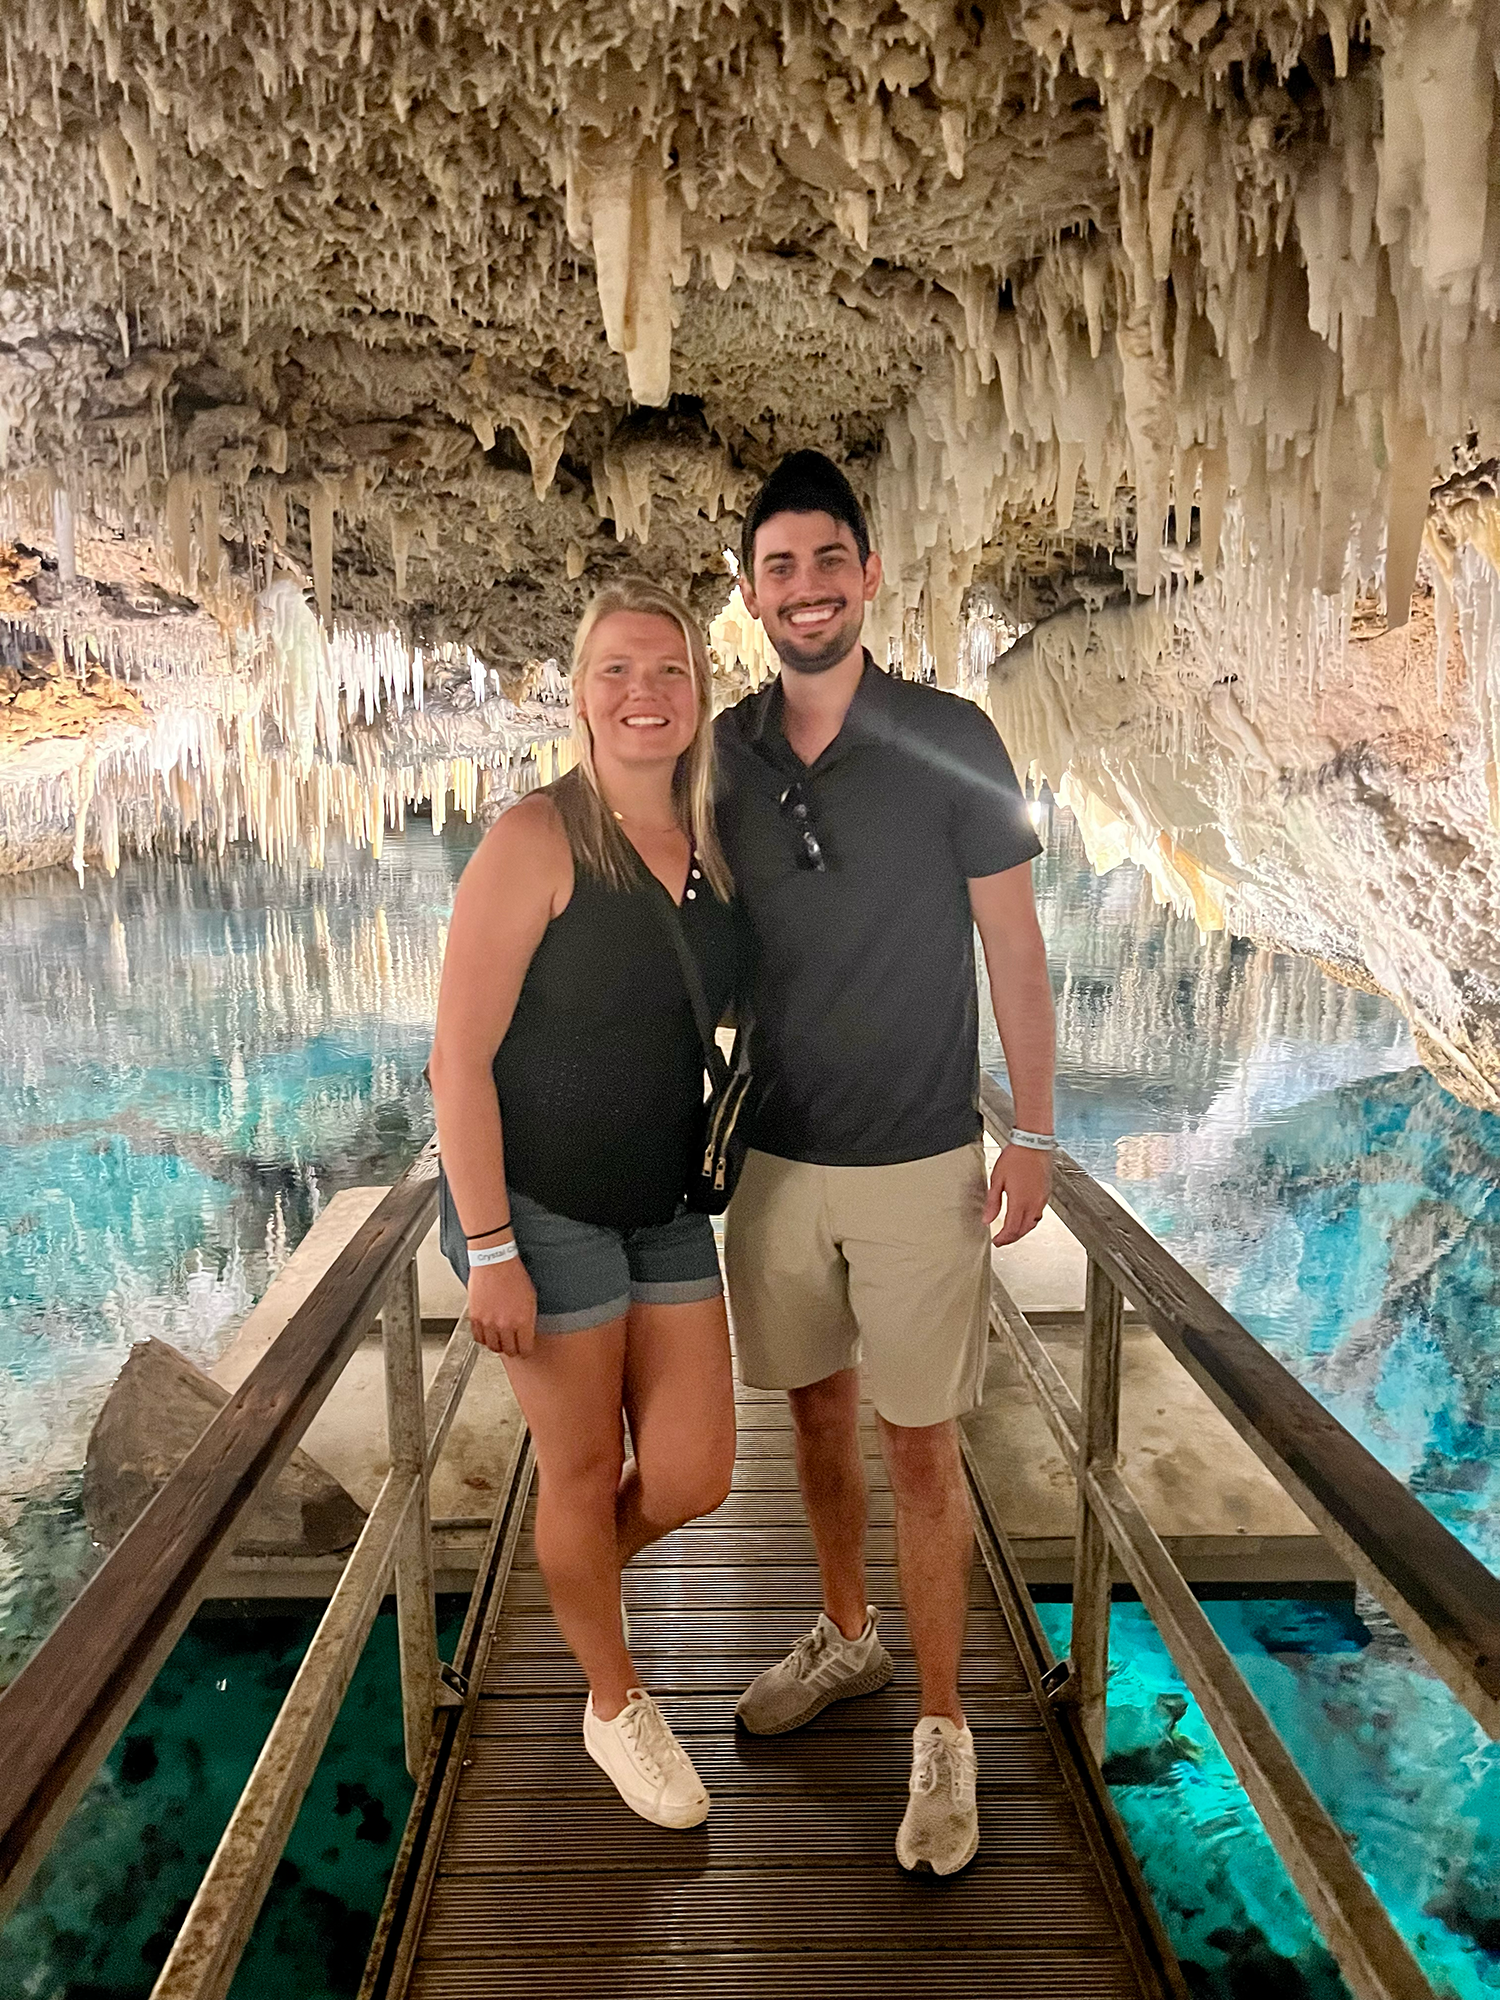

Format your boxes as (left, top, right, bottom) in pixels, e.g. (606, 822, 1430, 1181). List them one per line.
(0, 577, 569, 876)
(567, 132, 681, 409)
(308, 483, 335, 627)
(51, 485, 76, 587)
(4, 0, 1500, 890)
(164, 470, 195, 591)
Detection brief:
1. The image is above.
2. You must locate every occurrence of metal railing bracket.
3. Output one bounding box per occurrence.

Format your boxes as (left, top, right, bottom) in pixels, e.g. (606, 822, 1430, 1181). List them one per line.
(1040, 1658, 1076, 1704)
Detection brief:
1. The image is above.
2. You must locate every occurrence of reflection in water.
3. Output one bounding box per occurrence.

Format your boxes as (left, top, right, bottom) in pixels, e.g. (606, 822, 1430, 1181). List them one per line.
(991, 801, 1500, 2000)
(0, 822, 478, 1670)
(1125, 1075, 1500, 1567)
(2, 797, 1499, 1999)
(990, 800, 1500, 1579)
(982, 796, 1414, 1167)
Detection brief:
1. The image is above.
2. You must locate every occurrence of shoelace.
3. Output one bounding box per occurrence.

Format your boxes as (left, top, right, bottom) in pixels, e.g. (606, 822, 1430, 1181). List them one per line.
(787, 1621, 836, 1681)
(617, 1692, 685, 1787)
(911, 1731, 973, 1805)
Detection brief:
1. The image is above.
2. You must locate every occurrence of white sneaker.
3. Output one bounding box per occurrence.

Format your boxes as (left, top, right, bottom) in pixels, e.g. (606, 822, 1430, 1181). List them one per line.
(583, 1689, 710, 1829)
(896, 1716, 979, 1874)
(736, 1607, 893, 1734)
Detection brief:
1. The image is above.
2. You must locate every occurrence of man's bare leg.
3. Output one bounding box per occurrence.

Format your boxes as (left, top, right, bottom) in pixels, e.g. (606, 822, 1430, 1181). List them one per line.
(788, 1366, 870, 1638)
(878, 1413, 971, 1725)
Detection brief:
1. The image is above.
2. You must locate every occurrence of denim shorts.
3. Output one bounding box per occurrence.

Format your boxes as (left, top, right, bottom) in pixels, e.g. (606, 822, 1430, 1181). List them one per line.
(440, 1178, 722, 1334)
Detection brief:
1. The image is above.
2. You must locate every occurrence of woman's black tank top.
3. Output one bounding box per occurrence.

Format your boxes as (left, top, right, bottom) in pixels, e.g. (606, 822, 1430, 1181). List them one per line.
(492, 811, 746, 1231)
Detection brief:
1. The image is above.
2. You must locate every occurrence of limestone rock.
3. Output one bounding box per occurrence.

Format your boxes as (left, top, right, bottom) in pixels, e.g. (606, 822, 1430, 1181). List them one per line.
(0, 545, 39, 618)
(83, 1336, 366, 1558)
(988, 486, 1500, 1112)
(3, 0, 1500, 1103)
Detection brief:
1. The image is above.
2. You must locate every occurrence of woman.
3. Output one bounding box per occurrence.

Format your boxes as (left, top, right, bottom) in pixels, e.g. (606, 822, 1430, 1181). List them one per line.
(428, 578, 741, 1831)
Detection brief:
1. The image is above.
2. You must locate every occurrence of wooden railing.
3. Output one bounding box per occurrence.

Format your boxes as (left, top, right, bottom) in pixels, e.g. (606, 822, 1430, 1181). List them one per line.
(980, 1075, 1500, 2000)
(2, 1097, 1498, 2000)
(0, 1140, 492, 2000)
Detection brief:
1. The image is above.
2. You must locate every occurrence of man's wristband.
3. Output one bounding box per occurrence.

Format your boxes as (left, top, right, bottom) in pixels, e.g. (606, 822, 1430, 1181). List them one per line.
(1008, 1129, 1058, 1153)
(469, 1240, 521, 1268)
(465, 1218, 511, 1240)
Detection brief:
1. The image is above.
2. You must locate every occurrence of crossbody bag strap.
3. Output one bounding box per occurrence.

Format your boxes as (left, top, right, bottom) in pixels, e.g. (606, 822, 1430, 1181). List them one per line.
(643, 868, 733, 1093)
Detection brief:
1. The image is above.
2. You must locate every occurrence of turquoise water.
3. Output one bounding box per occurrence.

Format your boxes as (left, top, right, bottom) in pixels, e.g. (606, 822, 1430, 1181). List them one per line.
(0, 1601, 465, 2000)
(0, 824, 479, 2000)
(983, 802, 1500, 1573)
(1, 803, 1498, 1995)
(1116, 1076, 1500, 1574)
(0, 824, 479, 1674)
(1038, 1595, 1500, 2000)
(981, 800, 1500, 2000)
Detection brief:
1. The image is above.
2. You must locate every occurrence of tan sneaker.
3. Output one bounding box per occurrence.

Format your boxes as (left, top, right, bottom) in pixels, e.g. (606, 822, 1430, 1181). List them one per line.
(583, 1689, 709, 1828)
(736, 1607, 893, 1734)
(896, 1716, 979, 1874)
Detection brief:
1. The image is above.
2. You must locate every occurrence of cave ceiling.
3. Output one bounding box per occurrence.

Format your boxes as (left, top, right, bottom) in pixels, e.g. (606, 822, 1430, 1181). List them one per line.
(8, 1, 1500, 1103)
(0, 0, 1110, 664)
(4, 0, 1486, 666)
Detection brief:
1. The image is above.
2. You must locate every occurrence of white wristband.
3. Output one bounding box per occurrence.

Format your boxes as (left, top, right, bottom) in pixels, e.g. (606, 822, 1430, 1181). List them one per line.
(468, 1239, 521, 1267)
(1008, 1128, 1058, 1153)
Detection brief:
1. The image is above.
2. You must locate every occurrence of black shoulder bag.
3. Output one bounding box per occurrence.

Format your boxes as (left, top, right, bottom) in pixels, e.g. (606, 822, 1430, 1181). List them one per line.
(653, 892, 754, 1215)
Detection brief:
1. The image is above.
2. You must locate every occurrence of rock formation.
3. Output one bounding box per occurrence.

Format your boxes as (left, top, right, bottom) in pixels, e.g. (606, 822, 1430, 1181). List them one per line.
(1, 1, 1500, 1090)
(83, 1335, 366, 1557)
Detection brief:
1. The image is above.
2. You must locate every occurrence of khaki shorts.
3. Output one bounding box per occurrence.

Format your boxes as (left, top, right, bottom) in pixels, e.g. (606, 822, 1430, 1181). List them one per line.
(724, 1142, 991, 1428)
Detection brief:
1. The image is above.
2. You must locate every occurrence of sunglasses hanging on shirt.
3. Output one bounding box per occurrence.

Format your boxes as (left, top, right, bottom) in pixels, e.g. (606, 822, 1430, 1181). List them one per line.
(778, 780, 827, 872)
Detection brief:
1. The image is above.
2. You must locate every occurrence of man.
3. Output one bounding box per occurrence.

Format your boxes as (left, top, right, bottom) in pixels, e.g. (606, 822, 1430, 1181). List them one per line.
(715, 450, 1057, 1875)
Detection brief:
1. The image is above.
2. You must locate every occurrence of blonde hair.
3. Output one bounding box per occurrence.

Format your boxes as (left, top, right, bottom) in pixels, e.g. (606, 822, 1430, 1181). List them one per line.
(553, 577, 732, 901)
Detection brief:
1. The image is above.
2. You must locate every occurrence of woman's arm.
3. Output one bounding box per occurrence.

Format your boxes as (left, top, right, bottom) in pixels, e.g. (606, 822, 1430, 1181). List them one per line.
(428, 795, 571, 1356)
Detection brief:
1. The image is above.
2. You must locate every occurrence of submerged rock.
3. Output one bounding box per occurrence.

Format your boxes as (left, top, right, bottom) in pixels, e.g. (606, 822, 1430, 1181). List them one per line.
(83, 1336, 365, 1557)
(0, 1471, 102, 1688)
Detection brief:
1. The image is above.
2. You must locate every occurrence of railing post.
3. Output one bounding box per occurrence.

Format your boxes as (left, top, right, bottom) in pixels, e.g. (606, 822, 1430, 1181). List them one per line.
(383, 1254, 439, 1779)
(1072, 1253, 1123, 1763)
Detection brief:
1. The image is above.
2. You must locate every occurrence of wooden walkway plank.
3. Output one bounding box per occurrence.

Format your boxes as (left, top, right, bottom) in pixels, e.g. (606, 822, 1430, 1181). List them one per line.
(565, 1524, 903, 1564)
(409, 1957, 1147, 1999)
(505, 1566, 987, 1611)
(487, 1606, 1021, 1657)
(459, 1728, 1065, 1790)
(467, 1690, 1045, 1736)
(525, 1490, 900, 1528)
(379, 1398, 1181, 2000)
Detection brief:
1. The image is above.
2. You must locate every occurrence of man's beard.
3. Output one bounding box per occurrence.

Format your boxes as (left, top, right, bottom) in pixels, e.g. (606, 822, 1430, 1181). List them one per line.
(767, 604, 864, 676)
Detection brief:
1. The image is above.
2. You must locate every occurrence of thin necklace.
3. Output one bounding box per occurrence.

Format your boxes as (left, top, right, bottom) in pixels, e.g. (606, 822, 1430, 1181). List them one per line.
(612, 809, 681, 835)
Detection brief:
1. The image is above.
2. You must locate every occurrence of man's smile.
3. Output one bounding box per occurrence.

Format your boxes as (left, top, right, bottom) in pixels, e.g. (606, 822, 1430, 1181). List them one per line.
(783, 602, 845, 631)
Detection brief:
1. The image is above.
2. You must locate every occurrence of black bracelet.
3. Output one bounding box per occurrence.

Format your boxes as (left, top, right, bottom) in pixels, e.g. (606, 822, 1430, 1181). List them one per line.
(465, 1218, 512, 1240)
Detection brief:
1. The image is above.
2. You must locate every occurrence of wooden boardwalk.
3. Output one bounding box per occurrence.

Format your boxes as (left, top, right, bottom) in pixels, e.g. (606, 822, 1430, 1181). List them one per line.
(13, 1126, 1485, 2000)
(376, 1382, 1180, 1999)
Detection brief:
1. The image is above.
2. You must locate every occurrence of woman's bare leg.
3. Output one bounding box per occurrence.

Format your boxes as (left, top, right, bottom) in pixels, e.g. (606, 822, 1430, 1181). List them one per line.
(617, 1296, 736, 1564)
(502, 1299, 734, 1717)
(500, 1317, 636, 1716)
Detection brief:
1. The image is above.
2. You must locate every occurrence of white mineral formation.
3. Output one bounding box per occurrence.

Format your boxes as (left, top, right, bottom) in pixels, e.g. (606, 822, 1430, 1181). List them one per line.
(988, 474, 1500, 1107)
(1, 0, 1500, 1093)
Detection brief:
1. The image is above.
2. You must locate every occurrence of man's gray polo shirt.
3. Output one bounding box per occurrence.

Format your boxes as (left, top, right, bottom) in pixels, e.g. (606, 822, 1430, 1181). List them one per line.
(715, 655, 1042, 1168)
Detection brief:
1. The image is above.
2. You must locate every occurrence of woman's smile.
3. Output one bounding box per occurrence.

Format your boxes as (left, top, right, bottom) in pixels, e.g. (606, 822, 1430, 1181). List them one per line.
(581, 610, 699, 763)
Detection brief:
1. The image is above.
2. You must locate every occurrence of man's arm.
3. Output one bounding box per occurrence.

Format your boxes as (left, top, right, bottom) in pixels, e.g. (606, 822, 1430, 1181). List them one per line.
(969, 861, 1056, 1246)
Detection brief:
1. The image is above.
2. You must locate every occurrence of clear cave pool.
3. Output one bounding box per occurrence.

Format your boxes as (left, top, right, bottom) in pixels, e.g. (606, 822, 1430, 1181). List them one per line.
(0, 803, 1496, 1998)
